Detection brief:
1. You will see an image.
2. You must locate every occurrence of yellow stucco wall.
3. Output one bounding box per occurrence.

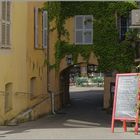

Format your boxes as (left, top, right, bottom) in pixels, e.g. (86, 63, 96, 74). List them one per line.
(0, 1, 51, 125)
(27, 2, 48, 105)
(0, 2, 28, 124)
(26, 2, 51, 118)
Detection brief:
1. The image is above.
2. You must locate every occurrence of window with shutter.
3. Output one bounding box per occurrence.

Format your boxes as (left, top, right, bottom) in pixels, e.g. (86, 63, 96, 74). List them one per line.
(75, 15, 93, 45)
(34, 7, 39, 48)
(42, 10, 48, 48)
(0, 0, 11, 48)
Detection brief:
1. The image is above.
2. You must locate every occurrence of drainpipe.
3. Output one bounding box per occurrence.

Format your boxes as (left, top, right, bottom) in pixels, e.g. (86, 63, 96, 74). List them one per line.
(51, 92, 55, 115)
(46, 6, 55, 115)
(48, 90, 56, 115)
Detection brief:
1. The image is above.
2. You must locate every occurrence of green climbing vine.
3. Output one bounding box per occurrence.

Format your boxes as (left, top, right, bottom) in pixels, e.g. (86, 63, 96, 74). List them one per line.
(44, 1, 137, 72)
(54, 41, 94, 69)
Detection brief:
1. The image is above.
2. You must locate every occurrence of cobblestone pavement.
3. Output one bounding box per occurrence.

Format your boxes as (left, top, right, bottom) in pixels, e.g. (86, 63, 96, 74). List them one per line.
(0, 86, 140, 139)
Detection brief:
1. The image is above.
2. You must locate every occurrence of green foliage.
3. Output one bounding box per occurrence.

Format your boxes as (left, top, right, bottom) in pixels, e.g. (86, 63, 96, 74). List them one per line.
(55, 40, 94, 69)
(75, 76, 104, 87)
(126, 28, 140, 43)
(116, 41, 135, 72)
(75, 77, 88, 87)
(44, 1, 137, 73)
(44, 59, 56, 69)
(91, 76, 104, 83)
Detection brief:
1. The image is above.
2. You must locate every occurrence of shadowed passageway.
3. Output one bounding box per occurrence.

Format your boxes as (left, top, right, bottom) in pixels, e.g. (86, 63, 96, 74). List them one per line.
(67, 86, 111, 128)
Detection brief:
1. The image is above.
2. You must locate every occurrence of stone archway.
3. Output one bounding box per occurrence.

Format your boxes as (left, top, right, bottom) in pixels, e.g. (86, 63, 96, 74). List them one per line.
(59, 63, 104, 108)
(49, 52, 114, 112)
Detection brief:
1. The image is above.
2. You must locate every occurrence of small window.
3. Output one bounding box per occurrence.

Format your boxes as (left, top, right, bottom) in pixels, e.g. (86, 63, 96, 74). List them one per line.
(30, 77, 36, 98)
(75, 15, 93, 45)
(5, 83, 12, 112)
(119, 16, 129, 41)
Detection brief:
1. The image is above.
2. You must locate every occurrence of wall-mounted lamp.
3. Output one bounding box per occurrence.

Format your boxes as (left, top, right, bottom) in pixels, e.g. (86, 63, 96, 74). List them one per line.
(66, 54, 73, 65)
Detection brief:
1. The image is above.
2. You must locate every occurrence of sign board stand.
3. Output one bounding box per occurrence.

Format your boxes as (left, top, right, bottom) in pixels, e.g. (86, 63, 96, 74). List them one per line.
(135, 108, 139, 135)
(111, 73, 140, 135)
(134, 92, 140, 135)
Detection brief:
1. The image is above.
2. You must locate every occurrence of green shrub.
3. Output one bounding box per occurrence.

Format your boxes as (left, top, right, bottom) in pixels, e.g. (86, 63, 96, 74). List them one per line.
(75, 76, 104, 87)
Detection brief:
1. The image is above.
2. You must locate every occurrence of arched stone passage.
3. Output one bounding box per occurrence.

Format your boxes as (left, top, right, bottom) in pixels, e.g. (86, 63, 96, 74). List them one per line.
(48, 52, 113, 111)
(59, 63, 104, 108)
(57, 52, 99, 107)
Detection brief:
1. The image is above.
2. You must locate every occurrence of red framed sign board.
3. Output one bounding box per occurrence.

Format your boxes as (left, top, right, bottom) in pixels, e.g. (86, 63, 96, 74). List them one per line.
(111, 73, 140, 134)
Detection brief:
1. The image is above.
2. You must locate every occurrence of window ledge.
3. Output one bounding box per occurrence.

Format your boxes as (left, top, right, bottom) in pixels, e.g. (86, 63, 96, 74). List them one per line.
(75, 43, 93, 46)
(135, 58, 140, 62)
(0, 47, 11, 49)
(34, 48, 46, 50)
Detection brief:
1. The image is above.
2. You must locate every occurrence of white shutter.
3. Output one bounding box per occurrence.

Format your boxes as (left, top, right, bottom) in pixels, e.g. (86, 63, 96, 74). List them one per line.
(75, 16, 84, 44)
(42, 10, 48, 48)
(7, 1, 10, 22)
(0, 1, 11, 48)
(2, 23, 6, 45)
(1, 1, 6, 46)
(84, 31, 92, 44)
(34, 7, 38, 48)
(131, 10, 140, 26)
(0, 2, 2, 46)
(6, 23, 10, 45)
(2, 1, 6, 21)
(76, 16, 83, 30)
(84, 16, 93, 44)
(6, 1, 11, 46)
